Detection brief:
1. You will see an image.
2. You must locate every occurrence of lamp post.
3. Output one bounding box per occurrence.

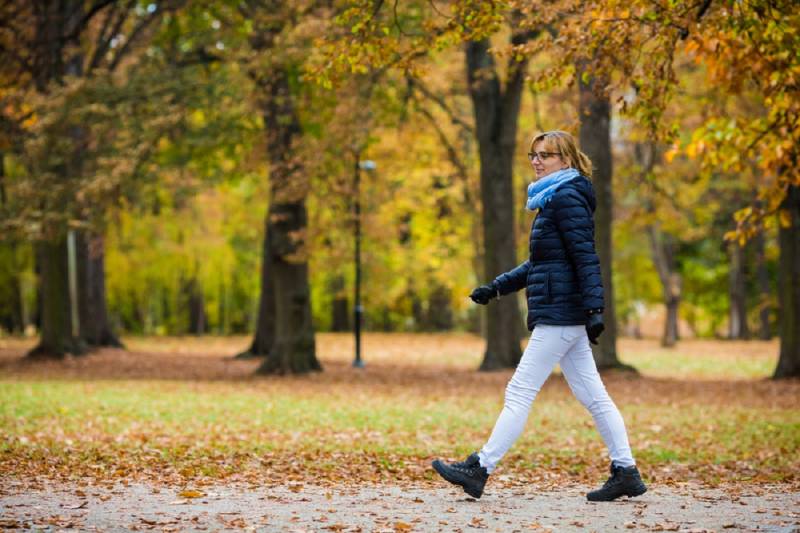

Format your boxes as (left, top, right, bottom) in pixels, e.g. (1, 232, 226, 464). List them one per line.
(353, 159, 375, 368)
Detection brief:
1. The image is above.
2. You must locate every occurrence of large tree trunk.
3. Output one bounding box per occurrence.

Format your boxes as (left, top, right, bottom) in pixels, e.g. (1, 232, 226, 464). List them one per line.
(256, 203, 320, 374)
(77, 232, 123, 347)
(774, 183, 800, 378)
(727, 240, 749, 339)
(251, 65, 320, 374)
(237, 216, 276, 358)
(578, 69, 628, 370)
(647, 225, 681, 347)
(466, 35, 528, 371)
(28, 239, 84, 357)
(753, 231, 772, 340)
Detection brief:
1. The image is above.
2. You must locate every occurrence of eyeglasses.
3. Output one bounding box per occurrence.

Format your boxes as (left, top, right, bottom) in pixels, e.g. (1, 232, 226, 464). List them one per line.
(528, 151, 561, 161)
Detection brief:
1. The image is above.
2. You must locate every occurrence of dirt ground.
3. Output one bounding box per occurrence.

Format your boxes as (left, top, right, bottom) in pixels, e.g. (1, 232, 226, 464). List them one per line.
(1, 478, 799, 532)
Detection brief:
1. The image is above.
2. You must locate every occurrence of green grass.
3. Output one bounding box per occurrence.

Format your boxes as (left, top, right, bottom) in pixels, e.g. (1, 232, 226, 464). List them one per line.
(0, 335, 797, 485)
(1, 377, 797, 484)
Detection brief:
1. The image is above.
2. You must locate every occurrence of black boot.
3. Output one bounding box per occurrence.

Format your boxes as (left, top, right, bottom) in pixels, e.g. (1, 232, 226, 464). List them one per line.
(587, 462, 647, 501)
(432, 453, 489, 499)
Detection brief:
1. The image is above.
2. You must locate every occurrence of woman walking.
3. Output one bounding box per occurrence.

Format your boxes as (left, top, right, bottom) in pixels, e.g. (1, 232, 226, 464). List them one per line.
(432, 130, 647, 502)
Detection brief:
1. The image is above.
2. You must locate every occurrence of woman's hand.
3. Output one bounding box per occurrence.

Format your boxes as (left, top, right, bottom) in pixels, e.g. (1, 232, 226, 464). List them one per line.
(470, 285, 498, 305)
(586, 310, 605, 345)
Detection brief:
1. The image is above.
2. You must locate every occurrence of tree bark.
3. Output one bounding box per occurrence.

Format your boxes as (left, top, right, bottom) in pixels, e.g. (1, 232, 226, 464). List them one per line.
(753, 231, 772, 340)
(76, 232, 123, 347)
(466, 35, 528, 370)
(647, 226, 681, 347)
(774, 184, 800, 378)
(183, 276, 207, 335)
(578, 68, 628, 369)
(28, 239, 84, 357)
(0, 249, 24, 335)
(237, 215, 276, 358)
(426, 284, 454, 331)
(727, 240, 749, 339)
(330, 275, 349, 332)
(256, 204, 320, 374)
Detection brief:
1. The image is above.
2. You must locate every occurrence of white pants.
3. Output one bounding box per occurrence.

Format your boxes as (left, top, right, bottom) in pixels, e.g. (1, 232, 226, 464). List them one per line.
(478, 325, 635, 473)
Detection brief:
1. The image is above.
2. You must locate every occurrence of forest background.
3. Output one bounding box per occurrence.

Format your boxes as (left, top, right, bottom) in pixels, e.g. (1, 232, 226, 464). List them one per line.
(0, 0, 798, 378)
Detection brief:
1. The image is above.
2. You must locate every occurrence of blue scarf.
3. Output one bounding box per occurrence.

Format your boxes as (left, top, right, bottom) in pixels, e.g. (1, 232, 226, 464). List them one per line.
(526, 168, 581, 211)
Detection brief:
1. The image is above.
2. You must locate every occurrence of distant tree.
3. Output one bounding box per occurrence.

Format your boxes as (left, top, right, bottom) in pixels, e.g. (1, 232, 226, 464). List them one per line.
(232, 0, 325, 373)
(0, 0, 185, 356)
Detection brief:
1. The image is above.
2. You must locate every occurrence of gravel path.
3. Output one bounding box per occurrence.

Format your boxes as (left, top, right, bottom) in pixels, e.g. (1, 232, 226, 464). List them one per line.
(2, 479, 798, 532)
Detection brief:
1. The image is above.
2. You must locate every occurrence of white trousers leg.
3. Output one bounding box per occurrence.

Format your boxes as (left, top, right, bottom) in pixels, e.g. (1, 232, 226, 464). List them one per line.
(478, 325, 635, 473)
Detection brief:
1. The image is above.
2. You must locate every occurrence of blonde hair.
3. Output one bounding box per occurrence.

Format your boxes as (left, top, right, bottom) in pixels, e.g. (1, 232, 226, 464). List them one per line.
(529, 130, 593, 178)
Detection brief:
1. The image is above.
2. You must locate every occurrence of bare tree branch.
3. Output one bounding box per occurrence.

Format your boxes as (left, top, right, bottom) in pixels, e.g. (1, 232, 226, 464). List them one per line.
(88, 0, 135, 73)
(407, 76, 474, 135)
(64, 0, 117, 44)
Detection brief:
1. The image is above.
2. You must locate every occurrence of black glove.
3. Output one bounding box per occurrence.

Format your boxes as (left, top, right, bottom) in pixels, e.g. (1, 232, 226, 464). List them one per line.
(586, 310, 605, 345)
(470, 284, 498, 305)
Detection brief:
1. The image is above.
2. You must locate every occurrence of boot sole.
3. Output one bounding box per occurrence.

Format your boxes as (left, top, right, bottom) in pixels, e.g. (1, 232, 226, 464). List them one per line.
(431, 460, 484, 499)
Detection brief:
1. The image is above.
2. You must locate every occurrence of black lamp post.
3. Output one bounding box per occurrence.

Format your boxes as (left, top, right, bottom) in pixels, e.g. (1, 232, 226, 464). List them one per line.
(353, 159, 375, 368)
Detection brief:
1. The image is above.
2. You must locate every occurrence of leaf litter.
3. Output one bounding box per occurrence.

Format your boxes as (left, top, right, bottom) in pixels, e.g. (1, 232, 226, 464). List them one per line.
(0, 334, 798, 531)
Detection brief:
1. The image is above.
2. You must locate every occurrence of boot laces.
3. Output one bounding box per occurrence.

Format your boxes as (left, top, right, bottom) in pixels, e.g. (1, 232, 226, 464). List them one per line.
(602, 464, 625, 489)
(452, 454, 481, 475)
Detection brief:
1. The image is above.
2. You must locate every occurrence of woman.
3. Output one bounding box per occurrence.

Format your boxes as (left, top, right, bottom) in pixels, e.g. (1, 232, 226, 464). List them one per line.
(432, 130, 647, 502)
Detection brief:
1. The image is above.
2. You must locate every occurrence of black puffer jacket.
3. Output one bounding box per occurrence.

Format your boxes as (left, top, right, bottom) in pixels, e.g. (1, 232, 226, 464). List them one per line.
(492, 175, 604, 330)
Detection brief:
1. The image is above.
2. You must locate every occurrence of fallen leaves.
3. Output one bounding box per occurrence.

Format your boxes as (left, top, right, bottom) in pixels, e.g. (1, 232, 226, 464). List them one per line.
(0, 335, 797, 491)
(178, 489, 205, 499)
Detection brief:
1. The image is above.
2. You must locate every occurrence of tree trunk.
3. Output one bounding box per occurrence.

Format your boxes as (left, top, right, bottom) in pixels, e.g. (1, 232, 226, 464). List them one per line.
(28, 10, 85, 358)
(427, 284, 453, 331)
(252, 65, 320, 374)
(28, 239, 84, 357)
(727, 240, 749, 339)
(237, 215, 276, 358)
(647, 225, 681, 347)
(76, 232, 123, 347)
(410, 286, 425, 331)
(0, 250, 24, 335)
(466, 36, 528, 370)
(330, 275, 349, 332)
(0, 153, 25, 335)
(578, 68, 628, 369)
(774, 184, 800, 378)
(753, 231, 772, 340)
(217, 278, 227, 334)
(184, 276, 207, 335)
(256, 204, 320, 374)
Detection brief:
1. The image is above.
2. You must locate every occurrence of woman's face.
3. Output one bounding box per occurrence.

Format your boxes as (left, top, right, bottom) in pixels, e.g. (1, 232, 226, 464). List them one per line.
(530, 141, 569, 179)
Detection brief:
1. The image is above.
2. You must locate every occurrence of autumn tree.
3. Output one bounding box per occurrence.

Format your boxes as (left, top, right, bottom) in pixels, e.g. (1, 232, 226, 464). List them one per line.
(519, 0, 798, 375)
(0, 0, 187, 356)
(464, 10, 535, 369)
(226, 0, 334, 373)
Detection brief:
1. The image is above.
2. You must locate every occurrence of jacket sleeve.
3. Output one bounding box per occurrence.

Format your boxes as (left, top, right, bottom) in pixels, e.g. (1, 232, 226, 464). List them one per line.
(491, 260, 531, 296)
(551, 186, 604, 311)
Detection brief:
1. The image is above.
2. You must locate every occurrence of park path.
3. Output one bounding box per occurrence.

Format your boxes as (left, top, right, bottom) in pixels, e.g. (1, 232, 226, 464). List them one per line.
(2, 479, 799, 532)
